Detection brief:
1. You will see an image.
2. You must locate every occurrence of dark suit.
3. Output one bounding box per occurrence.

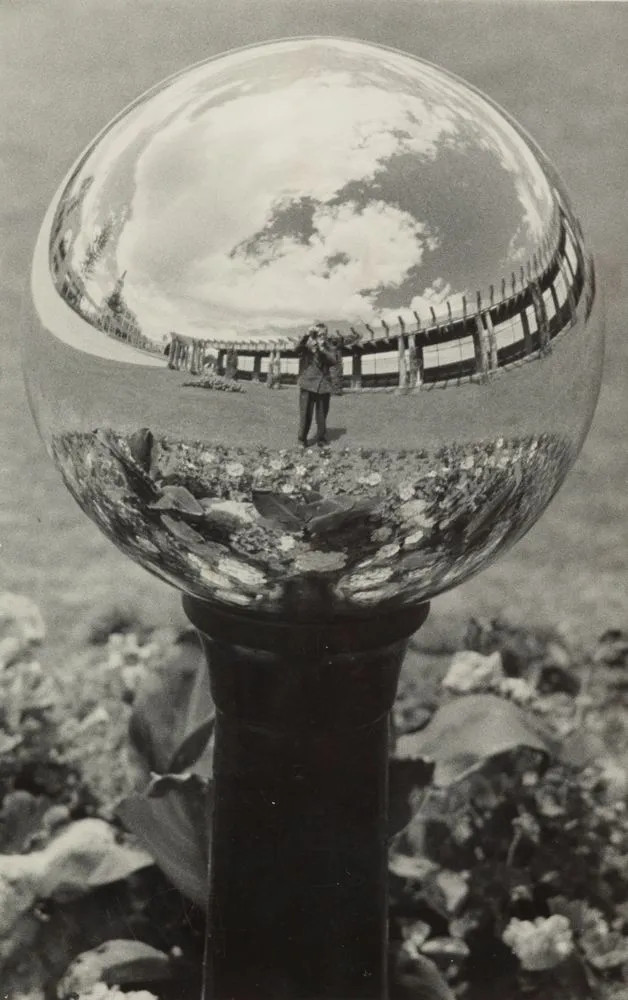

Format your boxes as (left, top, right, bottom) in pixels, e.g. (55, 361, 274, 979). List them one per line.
(329, 347, 344, 396)
(297, 336, 335, 443)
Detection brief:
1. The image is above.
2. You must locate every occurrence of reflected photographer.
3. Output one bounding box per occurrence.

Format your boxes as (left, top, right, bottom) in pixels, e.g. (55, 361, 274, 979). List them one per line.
(296, 321, 336, 447)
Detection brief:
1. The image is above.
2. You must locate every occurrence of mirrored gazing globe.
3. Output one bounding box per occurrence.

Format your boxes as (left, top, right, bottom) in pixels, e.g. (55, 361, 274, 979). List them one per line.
(23, 37, 604, 618)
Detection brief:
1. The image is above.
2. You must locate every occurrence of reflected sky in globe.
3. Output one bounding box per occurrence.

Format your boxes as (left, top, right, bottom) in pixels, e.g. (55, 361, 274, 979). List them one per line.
(55, 37, 556, 345)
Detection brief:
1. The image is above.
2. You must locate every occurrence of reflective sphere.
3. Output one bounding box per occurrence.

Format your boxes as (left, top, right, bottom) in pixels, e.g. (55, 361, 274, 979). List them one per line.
(24, 37, 604, 618)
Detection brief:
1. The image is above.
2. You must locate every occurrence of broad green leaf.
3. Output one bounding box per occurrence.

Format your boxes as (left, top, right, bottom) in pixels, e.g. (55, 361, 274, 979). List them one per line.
(0, 790, 49, 853)
(150, 486, 205, 518)
(117, 775, 210, 907)
(167, 716, 214, 777)
(159, 514, 206, 548)
(96, 429, 159, 500)
(86, 842, 155, 888)
(302, 498, 345, 520)
(306, 496, 382, 536)
(395, 948, 457, 1000)
(399, 550, 440, 572)
(251, 490, 304, 530)
(395, 694, 556, 785)
(127, 427, 154, 472)
(128, 635, 214, 776)
(39, 819, 154, 900)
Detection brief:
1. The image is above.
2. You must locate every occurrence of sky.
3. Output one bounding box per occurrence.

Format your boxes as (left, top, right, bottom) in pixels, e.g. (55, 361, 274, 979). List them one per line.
(46, 36, 556, 354)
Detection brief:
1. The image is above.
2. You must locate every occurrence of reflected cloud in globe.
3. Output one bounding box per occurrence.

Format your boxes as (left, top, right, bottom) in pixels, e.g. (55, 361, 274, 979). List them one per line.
(23, 37, 604, 618)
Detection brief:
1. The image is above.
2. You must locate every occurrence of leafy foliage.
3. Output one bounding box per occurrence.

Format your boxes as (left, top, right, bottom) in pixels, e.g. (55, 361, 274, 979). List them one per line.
(395, 693, 557, 785)
(114, 616, 628, 999)
(387, 620, 628, 999)
(117, 774, 209, 910)
(2, 595, 627, 1000)
(250, 489, 383, 540)
(117, 633, 214, 913)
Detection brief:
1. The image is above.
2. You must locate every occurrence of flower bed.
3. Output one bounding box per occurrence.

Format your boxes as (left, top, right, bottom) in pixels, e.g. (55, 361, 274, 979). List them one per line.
(181, 374, 244, 393)
(50, 428, 574, 617)
(1, 598, 627, 999)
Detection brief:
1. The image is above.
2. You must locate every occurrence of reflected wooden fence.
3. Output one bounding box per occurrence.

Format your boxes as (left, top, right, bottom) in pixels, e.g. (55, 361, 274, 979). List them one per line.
(53, 206, 592, 390)
(181, 209, 590, 391)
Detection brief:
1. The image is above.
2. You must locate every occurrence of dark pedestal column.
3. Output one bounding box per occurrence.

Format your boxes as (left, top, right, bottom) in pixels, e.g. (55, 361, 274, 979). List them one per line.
(183, 598, 430, 1000)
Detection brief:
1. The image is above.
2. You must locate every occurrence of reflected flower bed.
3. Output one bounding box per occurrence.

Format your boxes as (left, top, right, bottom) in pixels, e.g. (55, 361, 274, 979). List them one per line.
(181, 374, 245, 393)
(50, 430, 575, 616)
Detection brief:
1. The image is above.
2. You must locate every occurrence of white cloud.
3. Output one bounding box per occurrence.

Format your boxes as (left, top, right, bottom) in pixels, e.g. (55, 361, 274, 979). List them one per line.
(62, 38, 556, 344)
(185, 200, 435, 327)
(114, 72, 457, 336)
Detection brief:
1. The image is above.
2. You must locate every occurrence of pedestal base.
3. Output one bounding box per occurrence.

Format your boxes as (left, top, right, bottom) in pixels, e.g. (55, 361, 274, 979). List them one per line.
(183, 598, 430, 1000)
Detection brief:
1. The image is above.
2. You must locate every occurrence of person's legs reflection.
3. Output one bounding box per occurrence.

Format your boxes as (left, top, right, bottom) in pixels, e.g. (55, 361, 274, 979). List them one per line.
(315, 393, 330, 445)
(299, 390, 315, 445)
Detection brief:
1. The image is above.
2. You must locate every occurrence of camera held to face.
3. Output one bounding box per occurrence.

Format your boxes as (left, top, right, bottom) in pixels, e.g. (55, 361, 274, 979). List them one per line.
(307, 322, 329, 350)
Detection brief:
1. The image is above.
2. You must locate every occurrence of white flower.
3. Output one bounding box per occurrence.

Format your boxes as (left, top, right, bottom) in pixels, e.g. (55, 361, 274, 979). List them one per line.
(347, 588, 390, 606)
(225, 461, 245, 477)
(398, 482, 415, 501)
(278, 535, 296, 552)
(497, 677, 536, 705)
(107, 632, 127, 647)
(442, 650, 503, 693)
(597, 757, 628, 800)
(269, 458, 284, 471)
(188, 553, 232, 589)
(400, 499, 430, 526)
(503, 915, 574, 971)
(202, 499, 258, 524)
(295, 550, 347, 572)
(460, 456, 474, 470)
(253, 465, 270, 478)
(344, 566, 393, 591)
(214, 588, 253, 607)
(218, 557, 267, 589)
(358, 472, 382, 487)
(294, 465, 307, 477)
(201, 450, 217, 463)
(495, 437, 505, 449)
(280, 482, 295, 494)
